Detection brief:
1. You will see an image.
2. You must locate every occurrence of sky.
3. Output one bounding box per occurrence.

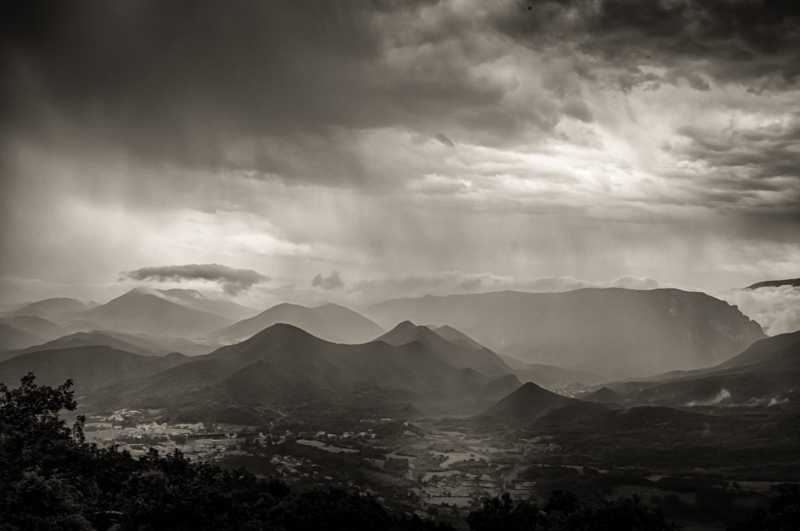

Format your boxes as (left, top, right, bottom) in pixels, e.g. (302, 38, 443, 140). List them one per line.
(1, 1, 798, 329)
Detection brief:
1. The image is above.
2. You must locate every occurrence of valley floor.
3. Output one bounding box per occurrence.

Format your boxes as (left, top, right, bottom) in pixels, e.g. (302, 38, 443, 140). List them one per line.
(81, 407, 796, 530)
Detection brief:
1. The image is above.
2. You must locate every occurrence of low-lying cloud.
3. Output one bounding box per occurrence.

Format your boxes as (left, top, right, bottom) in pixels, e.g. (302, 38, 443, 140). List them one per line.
(312, 271, 345, 291)
(122, 264, 270, 295)
(725, 286, 800, 335)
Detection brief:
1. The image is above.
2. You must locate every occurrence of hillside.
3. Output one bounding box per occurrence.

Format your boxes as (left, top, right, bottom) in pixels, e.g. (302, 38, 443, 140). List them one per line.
(0, 330, 167, 362)
(0, 346, 189, 394)
(2, 297, 91, 320)
(375, 321, 513, 377)
(90, 324, 518, 421)
(579, 386, 625, 405)
(479, 381, 579, 426)
(364, 288, 765, 379)
(0, 322, 40, 351)
(209, 303, 384, 344)
(1, 315, 65, 341)
(158, 289, 260, 321)
(64, 289, 233, 338)
(605, 330, 800, 407)
(429, 325, 485, 350)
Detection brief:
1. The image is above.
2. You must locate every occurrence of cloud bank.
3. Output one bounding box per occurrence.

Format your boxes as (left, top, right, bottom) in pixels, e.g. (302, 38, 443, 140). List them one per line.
(122, 264, 270, 295)
(725, 286, 800, 335)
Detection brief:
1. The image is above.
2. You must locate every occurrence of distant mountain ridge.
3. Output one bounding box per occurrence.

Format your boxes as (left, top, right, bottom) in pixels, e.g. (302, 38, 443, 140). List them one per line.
(0, 331, 167, 362)
(374, 321, 514, 377)
(364, 288, 766, 379)
(0, 346, 189, 394)
(156, 289, 260, 321)
(83, 323, 520, 422)
(63, 289, 233, 338)
(209, 303, 384, 345)
(2, 298, 92, 320)
(599, 330, 800, 408)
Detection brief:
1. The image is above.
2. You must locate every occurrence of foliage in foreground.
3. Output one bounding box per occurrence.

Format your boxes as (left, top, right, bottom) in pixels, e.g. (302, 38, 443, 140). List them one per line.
(1, 374, 797, 530)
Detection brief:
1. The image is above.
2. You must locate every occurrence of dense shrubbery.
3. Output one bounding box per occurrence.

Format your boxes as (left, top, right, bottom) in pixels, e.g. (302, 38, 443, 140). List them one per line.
(0, 374, 451, 531)
(468, 490, 678, 531)
(2, 374, 796, 531)
(728, 483, 800, 531)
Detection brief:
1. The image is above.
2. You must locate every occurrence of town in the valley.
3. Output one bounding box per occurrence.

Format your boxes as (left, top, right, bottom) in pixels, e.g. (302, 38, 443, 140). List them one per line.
(81, 407, 781, 530)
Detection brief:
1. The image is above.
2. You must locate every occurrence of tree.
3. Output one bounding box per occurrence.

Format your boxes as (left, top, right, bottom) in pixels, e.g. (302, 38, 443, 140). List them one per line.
(0, 373, 457, 530)
(467, 493, 545, 531)
(729, 483, 800, 531)
(467, 491, 678, 531)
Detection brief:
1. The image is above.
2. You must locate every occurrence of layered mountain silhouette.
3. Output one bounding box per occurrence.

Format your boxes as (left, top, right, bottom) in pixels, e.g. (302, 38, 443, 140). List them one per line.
(209, 303, 384, 345)
(2, 297, 94, 320)
(374, 321, 513, 377)
(496, 353, 600, 385)
(579, 386, 626, 405)
(0, 315, 67, 351)
(63, 289, 233, 338)
(0, 346, 189, 394)
(156, 289, 260, 321)
(373, 322, 598, 386)
(479, 382, 587, 426)
(0, 322, 40, 351)
(599, 330, 800, 407)
(0, 330, 169, 362)
(365, 288, 765, 379)
(428, 325, 485, 350)
(83, 324, 520, 421)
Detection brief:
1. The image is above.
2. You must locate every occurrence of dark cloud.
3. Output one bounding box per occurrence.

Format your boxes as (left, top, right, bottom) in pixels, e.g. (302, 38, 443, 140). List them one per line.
(493, 0, 800, 91)
(122, 263, 270, 295)
(312, 271, 345, 291)
(0, 0, 539, 185)
(666, 112, 800, 214)
(676, 113, 800, 179)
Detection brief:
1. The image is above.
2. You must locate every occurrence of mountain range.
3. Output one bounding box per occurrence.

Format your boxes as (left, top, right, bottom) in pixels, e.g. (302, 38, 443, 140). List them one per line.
(0, 346, 189, 394)
(597, 329, 800, 408)
(71, 323, 522, 422)
(364, 288, 766, 379)
(62, 289, 235, 338)
(209, 303, 384, 345)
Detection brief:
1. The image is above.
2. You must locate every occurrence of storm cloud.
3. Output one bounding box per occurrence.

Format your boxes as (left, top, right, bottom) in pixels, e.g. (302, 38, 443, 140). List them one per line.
(1, 1, 798, 317)
(122, 264, 270, 295)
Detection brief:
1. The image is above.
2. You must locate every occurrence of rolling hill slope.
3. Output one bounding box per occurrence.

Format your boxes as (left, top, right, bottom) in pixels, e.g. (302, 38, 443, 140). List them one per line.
(0, 346, 189, 394)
